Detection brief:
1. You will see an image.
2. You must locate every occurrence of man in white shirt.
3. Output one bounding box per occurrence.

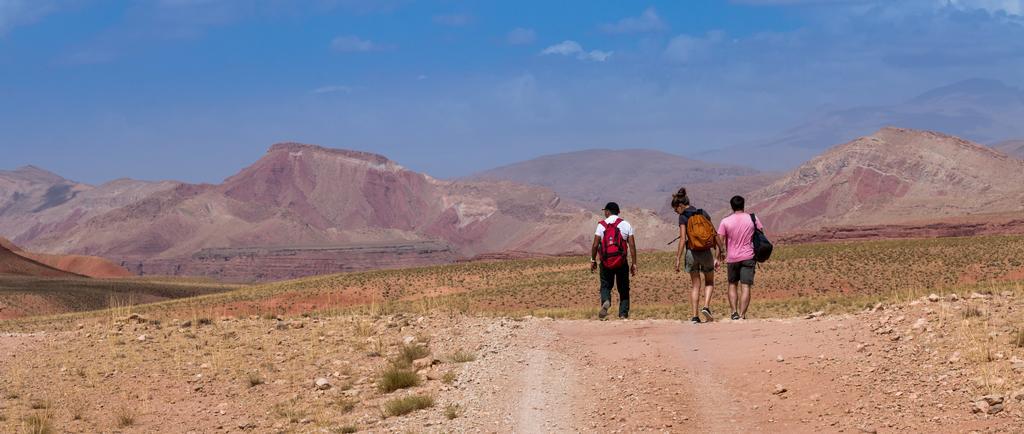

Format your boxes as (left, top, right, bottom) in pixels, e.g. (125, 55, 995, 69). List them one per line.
(590, 202, 638, 320)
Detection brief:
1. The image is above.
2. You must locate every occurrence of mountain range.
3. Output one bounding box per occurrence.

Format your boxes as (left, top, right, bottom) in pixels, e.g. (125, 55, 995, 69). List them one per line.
(470, 149, 780, 216)
(1, 144, 677, 280)
(702, 79, 1024, 170)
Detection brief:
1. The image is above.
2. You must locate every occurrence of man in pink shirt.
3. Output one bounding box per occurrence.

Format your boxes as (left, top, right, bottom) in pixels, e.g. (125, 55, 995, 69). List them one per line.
(716, 195, 765, 320)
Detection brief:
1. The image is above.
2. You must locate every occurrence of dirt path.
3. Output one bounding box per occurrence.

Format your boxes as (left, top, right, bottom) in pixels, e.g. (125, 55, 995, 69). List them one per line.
(450, 312, 1018, 433)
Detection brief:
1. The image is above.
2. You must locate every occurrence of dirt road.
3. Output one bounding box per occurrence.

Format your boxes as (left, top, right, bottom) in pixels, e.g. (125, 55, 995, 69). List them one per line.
(447, 312, 1019, 433)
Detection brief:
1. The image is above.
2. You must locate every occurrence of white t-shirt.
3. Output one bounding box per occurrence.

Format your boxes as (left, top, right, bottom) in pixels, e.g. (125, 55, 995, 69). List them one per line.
(595, 215, 634, 239)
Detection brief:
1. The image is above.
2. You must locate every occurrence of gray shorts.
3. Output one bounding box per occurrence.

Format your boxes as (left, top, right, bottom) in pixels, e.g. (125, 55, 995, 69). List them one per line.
(727, 260, 756, 285)
(685, 249, 715, 274)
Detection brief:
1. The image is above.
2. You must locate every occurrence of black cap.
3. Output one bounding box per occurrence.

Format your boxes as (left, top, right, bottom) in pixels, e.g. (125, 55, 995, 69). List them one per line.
(603, 202, 620, 214)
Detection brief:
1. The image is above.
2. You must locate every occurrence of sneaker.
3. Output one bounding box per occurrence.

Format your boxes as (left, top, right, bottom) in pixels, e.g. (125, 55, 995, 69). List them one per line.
(730, 312, 741, 321)
(691, 316, 701, 324)
(700, 307, 713, 322)
(599, 300, 610, 320)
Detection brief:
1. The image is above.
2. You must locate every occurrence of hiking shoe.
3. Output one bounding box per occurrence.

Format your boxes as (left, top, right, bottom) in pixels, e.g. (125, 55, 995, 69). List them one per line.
(730, 312, 741, 321)
(700, 307, 713, 322)
(599, 300, 610, 320)
(691, 316, 701, 324)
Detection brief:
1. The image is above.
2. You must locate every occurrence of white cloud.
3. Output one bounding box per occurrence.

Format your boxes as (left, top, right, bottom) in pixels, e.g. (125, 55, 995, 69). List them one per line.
(506, 27, 536, 45)
(541, 40, 583, 56)
(330, 35, 388, 52)
(600, 7, 667, 34)
(433, 13, 473, 26)
(311, 85, 353, 94)
(540, 40, 613, 62)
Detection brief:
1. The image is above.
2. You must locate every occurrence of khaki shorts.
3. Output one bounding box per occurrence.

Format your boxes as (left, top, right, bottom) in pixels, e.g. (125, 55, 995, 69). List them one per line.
(685, 249, 715, 274)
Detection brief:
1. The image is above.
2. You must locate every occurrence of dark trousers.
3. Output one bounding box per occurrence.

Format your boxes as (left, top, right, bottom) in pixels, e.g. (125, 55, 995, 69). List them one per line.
(599, 261, 630, 318)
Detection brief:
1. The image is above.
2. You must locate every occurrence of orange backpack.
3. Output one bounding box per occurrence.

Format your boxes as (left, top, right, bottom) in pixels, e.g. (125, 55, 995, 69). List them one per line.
(685, 210, 716, 251)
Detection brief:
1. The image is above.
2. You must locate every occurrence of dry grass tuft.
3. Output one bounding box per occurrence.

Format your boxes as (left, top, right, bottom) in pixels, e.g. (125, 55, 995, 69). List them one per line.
(337, 425, 358, 433)
(444, 403, 462, 419)
(335, 397, 357, 413)
(378, 365, 420, 393)
(962, 304, 984, 319)
(442, 371, 457, 385)
(245, 372, 264, 388)
(383, 395, 434, 417)
(23, 412, 54, 434)
(397, 344, 430, 366)
(1013, 328, 1024, 348)
(446, 349, 476, 363)
(115, 407, 136, 428)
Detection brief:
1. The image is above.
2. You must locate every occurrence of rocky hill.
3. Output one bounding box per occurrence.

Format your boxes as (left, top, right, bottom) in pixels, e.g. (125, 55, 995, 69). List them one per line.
(748, 127, 1024, 232)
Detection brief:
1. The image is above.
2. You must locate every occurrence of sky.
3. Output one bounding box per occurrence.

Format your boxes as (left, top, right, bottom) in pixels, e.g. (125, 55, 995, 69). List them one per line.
(2, 0, 1024, 184)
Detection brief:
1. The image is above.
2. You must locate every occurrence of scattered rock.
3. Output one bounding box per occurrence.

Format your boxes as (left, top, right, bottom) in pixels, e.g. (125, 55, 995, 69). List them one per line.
(412, 357, 438, 370)
(137, 334, 148, 342)
(912, 318, 927, 330)
(948, 293, 959, 302)
(972, 395, 1004, 414)
(806, 311, 825, 319)
(773, 384, 787, 395)
(927, 294, 940, 302)
(314, 377, 331, 390)
(403, 336, 416, 345)
(969, 292, 990, 300)
(776, 355, 785, 362)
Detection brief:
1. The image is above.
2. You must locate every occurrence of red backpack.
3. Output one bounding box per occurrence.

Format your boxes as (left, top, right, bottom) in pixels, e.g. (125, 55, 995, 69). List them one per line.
(599, 218, 628, 269)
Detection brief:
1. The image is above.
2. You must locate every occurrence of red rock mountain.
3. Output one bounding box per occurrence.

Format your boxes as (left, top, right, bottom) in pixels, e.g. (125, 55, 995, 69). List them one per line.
(748, 128, 1024, 232)
(471, 149, 779, 218)
(16, 144, 674, 279)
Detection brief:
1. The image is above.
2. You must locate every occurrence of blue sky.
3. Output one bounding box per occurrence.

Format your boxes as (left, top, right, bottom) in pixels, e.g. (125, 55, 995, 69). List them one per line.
(2, 0, 1024, 184)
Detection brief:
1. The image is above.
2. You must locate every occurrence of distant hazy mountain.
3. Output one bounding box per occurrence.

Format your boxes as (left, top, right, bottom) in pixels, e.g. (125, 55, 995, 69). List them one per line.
(704, 79, 1024, 170)
(471, 149, 780, 217)
(748, 127, 1024, 232)
(993, 139, 1024, 159)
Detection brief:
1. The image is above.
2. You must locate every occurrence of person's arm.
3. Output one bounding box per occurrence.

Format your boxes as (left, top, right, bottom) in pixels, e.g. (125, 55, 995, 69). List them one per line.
(674, 224, 687, 273)
(628, 235, 638, 276)
(717, 223, 728, 262)
(590, 235, 601, 273)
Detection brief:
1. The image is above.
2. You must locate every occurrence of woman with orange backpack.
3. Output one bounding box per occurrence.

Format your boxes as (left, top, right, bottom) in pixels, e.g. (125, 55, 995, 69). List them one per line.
(671, 188, 722, 324)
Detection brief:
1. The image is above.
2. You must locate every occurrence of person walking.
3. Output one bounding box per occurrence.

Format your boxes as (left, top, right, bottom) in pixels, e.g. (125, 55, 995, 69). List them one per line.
(717, 195, 765, 320)
(590, 202, 637, 320)
(671, 188, 721, 324)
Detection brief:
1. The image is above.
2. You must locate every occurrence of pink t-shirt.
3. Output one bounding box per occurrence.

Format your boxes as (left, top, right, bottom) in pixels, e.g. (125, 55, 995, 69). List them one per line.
(718, 212, 764, 263)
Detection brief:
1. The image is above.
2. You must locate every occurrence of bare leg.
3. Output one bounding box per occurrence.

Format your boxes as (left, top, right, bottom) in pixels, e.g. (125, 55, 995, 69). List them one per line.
(727, 282, 738, 315)
(701, 272, 714, 308)
(690, 272, 701, 318)
(739, 283, 752, 318)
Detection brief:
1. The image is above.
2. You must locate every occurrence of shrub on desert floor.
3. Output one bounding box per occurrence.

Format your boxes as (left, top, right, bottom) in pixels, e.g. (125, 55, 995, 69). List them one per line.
(962, 304, 984, 319)
(115, 407, 136, 428)
(378, 365, 421, 393)
(383, 395, 434, 417)
(446, 349, 476, 363)
(444, 403, 462, 419)
(23, 412, 54, 434)
(397, 344, 430, 366)
(245, 372, 265, 388)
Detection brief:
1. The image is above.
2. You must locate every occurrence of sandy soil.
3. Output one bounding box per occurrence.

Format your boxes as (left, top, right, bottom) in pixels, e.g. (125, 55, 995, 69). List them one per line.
(2, 291, 1023, 433)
